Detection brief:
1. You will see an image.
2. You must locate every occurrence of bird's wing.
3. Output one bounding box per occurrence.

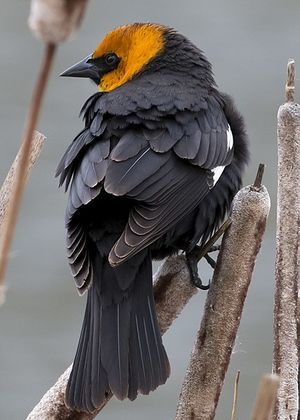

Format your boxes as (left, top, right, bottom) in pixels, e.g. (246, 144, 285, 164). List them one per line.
(105, 150, 210, 265)
(59, 96, 234, 289)
(104, 98, 234, 265)
(63, 138, 111, 293)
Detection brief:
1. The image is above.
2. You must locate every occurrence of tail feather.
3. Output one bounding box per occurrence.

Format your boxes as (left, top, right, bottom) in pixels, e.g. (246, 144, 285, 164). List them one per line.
(100, 300, 131, 398)
(90, 287, 108, 408)
(128, 255, 170, 399)
(65, 251, 170, 412)
(66, 271, 110, 411)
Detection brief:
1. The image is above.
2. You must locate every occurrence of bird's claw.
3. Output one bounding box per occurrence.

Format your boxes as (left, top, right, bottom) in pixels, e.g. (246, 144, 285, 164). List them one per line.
(186, 241, 221, 289)
(192, 275, 211, 290)
(186, 251, 211, 290)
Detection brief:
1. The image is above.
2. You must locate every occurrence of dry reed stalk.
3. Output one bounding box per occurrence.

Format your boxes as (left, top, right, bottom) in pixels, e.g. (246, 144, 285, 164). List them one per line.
(0, 131, 45, 304)
(175, 168, 270, 420)
(252, 374, 279, 420)
(273, 59, 300, 419)
(230, 371, 240, 420)
(0, 43, 55, 293)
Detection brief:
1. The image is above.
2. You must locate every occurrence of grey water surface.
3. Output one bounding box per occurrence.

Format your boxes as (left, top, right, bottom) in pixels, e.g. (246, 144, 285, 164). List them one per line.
(0, 1, 299, 419)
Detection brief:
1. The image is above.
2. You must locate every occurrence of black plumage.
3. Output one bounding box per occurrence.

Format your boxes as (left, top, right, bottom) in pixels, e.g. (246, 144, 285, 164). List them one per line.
(57, 24, 249, 412)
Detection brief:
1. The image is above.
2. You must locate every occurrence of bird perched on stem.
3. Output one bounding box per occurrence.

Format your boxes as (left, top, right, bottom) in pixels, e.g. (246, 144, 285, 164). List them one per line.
(57, 23, 249, 413)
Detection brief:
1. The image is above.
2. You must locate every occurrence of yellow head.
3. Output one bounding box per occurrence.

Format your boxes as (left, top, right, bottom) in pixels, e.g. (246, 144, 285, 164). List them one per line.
(61, 23, 166, 92)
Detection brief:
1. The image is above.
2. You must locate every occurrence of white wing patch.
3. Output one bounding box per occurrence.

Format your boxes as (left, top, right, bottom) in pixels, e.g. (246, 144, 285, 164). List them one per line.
(211, 127, 233, 187)
(212, 165, 225, 186)
(227, 126, 233, 150)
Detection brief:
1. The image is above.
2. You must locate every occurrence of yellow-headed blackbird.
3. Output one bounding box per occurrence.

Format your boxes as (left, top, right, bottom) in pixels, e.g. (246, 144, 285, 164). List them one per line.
(57, 23, 249, 412)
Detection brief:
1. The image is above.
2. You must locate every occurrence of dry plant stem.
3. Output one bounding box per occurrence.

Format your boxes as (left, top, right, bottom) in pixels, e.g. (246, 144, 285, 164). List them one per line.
(0, 131, 45, 305)
(26, 366, 93, 420)
(176, 179, 270, 420)
(273, 59, 300, 419)
(154, 254, 198, 334)
(253, 163, 265, 190)
(0, 131, 45, 232)
(230, 371, 240, 420)
(0, 44, 55, 289)
(285, 59, 295, 102)
(251, 375, 279, 420)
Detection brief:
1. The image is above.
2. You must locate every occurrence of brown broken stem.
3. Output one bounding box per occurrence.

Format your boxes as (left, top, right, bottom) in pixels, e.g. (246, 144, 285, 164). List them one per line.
(0, 43, 56, 289)
(251, 374, 279, 420)
(175, 168, 270, 420)
(252, 163, 265, 191)
(285, 59, 295, 102)
(230, 371, 240, 420)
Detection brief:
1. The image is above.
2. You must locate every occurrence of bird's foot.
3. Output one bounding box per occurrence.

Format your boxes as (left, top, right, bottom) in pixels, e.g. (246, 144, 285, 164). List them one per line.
(185, 219, 231, 290)
(186, 250, 210, 290)
(186, 243, 221, 289)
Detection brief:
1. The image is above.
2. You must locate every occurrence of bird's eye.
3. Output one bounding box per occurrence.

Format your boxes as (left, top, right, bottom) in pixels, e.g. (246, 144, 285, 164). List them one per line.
(105, 53, 119, 66)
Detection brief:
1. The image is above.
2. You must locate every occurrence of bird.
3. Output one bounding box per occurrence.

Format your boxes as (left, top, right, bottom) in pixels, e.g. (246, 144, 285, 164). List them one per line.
(57, 22, 249, 413)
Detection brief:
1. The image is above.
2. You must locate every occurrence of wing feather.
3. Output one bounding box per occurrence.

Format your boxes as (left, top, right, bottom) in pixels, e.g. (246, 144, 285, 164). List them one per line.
(109, 159, 210, 265)
(104, 148, 170, 197)
(110, 131, 148, 161)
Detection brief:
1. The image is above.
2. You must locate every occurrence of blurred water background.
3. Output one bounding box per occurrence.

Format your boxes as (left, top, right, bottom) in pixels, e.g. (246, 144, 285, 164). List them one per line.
(0, 0, 299, 418)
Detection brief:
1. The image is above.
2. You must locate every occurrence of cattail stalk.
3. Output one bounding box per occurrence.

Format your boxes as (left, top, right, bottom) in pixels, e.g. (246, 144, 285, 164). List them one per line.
(175, 169, 270, 420)
(0, 131, 45, 233)
(273, 59, 300, 419)
(0, 131, 45, 304)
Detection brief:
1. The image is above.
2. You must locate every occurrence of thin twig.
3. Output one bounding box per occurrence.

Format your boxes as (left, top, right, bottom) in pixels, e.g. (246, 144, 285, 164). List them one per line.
(0, 43, 56, 289)
(230, 371, 240, 420)
(251, 374, 279, 420)
(175, 167, 270, 420)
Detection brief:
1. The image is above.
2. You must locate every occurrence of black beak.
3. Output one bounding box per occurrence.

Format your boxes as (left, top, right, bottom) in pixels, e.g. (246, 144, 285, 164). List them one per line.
(60, 54, 100, 84)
